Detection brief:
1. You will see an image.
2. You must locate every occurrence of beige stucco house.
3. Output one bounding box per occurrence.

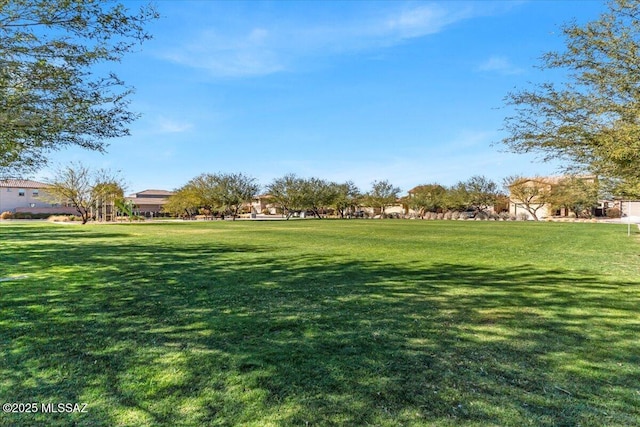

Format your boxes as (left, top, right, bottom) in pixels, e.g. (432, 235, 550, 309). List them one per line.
(508, 176, 598, 220)
(507, 177, 556, 220)
(0, 179, 75, 215)
(125, 189, 174, 217)
(251, 194, 277, 215)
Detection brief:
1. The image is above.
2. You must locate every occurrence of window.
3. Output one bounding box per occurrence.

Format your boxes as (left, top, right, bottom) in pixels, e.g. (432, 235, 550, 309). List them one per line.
(32, 189, 39, 197)
(18, 189, 25, 197)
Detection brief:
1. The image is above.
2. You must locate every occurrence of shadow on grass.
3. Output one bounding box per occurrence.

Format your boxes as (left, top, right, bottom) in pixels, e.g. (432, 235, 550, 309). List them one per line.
(1, 229, 639, 426)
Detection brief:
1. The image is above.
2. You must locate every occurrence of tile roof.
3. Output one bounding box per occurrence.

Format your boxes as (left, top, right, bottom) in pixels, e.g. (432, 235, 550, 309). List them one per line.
(507, 175, 597, 187)
(125, 196, 169, 205)
(0, 179, 50, 188)
(136, 190, 173, 196)
(133, 189, 174, 197)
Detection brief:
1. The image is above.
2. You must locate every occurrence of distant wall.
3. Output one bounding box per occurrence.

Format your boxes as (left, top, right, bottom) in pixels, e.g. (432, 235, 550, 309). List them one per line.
(14, 206, 77, 215)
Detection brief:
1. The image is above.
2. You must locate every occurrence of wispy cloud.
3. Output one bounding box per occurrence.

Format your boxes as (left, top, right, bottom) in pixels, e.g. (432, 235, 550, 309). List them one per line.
(477, 55, 524, 75)
(159, 2, 503, 78)
(155, 116, 193, 134)
(163, 27, 284, 78)
(384, 3, 474, 39)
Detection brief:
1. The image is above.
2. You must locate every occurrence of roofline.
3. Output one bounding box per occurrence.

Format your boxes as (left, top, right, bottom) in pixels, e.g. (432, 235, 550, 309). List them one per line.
(0, 179, 50, 188)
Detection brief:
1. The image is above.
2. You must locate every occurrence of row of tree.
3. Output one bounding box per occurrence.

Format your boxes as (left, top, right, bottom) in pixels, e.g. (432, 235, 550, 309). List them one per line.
(164, 173, 380, 220)
(162, 172, 601, 220)
(42, 163, 603, 224)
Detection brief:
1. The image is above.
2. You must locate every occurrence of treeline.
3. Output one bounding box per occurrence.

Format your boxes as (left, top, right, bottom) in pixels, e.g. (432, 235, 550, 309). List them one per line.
(41, 163, 604, 223)
(163, 173, 513, 220)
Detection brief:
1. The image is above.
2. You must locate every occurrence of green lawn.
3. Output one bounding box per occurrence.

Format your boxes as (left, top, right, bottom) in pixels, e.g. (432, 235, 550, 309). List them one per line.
(1, 220, 639, 426)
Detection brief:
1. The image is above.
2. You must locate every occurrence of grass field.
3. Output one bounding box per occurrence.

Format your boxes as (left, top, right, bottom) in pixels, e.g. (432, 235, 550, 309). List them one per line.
(1, 220, 639, 426)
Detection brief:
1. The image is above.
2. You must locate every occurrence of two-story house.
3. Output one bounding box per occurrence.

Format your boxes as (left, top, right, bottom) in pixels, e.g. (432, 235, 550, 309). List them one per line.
(0, 179, 73, 214)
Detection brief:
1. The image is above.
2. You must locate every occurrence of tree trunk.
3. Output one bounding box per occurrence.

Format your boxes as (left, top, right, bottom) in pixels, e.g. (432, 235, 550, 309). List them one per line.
(523, 206, 539, 221)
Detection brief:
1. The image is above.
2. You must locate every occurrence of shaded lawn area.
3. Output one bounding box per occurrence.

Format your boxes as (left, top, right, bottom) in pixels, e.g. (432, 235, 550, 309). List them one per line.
(0, 220, 639, 426)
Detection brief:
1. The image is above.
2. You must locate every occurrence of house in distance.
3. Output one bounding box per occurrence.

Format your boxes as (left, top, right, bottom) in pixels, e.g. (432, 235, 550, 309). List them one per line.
(125, 189, 174, 218)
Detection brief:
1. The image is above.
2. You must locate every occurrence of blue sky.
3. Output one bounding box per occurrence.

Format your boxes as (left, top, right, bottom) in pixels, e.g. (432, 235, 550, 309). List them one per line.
(37, 0, 607, 194)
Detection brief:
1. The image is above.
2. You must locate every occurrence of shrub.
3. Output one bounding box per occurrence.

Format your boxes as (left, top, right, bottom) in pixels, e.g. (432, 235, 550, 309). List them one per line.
(451, 211, 461, 220)
(443, 211, 453, 220)
(476, 211, 489, 221)
(578, 210, 592, 219)
(516, 212, 529, 221)
(606, 207, 621, 218)
(47, 215, 73, 222)
(568, 212, 577, 219)
(12, 212, 51, 219)
(499, 211, 511, 221)
(436, 212, 444, 220)
(0, 211, 13, 220)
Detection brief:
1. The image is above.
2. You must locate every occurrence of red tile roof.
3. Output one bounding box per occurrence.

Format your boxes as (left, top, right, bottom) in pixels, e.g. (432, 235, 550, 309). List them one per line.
(0, 179, 49, 188)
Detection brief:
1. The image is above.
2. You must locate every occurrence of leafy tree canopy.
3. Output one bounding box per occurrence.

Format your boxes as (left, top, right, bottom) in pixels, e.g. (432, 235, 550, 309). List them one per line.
(366, 180, 401, 216)
(175, 173, 260, 219)
(266, 174, 308, 218)
(461, 175, 499, 212)
(0, 0, 158, 175)
(163, 186, 201, 218)
(211, 172, 260, 219)
(406, 184, 447, 216)
(331, 181, 362, 218)
(266, 175, 342, 219)
(547, 176, 600, 217)
(502, 0, 640, 194)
